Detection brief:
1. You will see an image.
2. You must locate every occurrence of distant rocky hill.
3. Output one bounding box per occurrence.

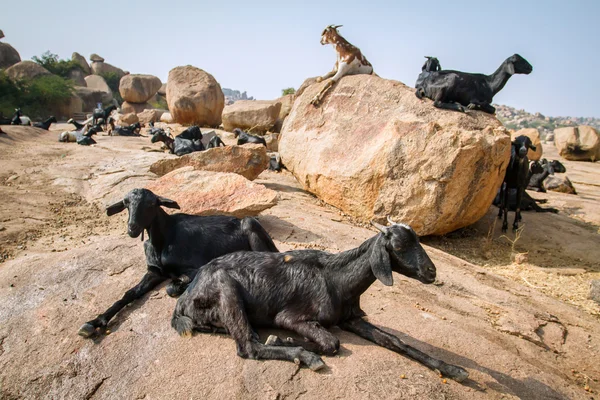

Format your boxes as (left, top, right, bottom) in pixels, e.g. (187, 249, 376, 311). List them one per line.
(494, 104, 600, 137)
(222, 88, 254, 105)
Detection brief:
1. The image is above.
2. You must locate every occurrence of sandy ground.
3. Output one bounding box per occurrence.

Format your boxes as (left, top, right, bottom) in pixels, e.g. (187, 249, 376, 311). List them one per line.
(0, 125, 599, 399)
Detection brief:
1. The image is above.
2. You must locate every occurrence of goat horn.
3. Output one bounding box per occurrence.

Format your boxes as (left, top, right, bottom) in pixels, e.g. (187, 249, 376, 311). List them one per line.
(370, 220, 388, 233)
(386, 216, 398, 225)
(333, 25, 343, 29)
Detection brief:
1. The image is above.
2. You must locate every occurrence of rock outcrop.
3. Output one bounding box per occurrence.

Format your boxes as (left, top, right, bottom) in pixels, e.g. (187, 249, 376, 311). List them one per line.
(0, 42, 21, 69)
(137, 109, 165, 125)
(91, 60, 126, 79)
(166, 66, 224, 126)
(121, 101, 153, 115)
(119, 74, 162, 103)
(222, 100, 282, 133)
(554, 126, 599, 161)
(272, 94, 295, 133)
(74, 86, 112, 111)
(149, 144, 268, 180)
(67, 68, 87, 86)
(511, 128, 542, 161)
(279, 75, 511, 236)
(84, 75, 112, 95)
(146, 167, 277, 217)
(119, 113, 139, 125)
(545, 175, 577, 194)
(72, 52, 91, 75)
(5, 61, 51, 81)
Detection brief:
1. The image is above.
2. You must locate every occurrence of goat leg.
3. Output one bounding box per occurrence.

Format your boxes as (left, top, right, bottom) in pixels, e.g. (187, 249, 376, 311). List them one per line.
(166, 273, 193, 298)
(78, 270, 165, 338)
(339, 318, 469, 383)
(237, 340, 325, 371)
(433, 101, 466, 113)
(272, 320, 340, 356)
(242, 217, 279, 252)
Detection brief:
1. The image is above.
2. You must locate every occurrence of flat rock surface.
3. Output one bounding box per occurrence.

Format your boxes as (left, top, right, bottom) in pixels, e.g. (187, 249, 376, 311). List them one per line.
(0, 125, 599, 399)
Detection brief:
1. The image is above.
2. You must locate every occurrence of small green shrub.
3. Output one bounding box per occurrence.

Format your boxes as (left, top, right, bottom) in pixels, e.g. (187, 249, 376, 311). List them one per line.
(32, 51, 83, 79)
(282, 87, 296, 96)
(99, 72, 122, 104)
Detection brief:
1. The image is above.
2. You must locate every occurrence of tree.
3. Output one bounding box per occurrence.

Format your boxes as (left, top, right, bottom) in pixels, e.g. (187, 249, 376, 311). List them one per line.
(32, 51, 83, 79)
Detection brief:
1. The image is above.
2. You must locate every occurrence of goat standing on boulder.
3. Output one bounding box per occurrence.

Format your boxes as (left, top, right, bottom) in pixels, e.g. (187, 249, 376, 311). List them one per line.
(415, 54, 533, 114)
(78, 188, 279, 338)
(311, 25, 374, 106)
(498, 135, 538, 232)
(172, 218, 469, 382)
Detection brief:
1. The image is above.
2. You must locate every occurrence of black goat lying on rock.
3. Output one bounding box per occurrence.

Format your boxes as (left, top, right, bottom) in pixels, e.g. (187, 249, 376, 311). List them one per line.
(234, 128, 267, 147)
(527, 159, 567, 192)
(498, 135, 537, 232)
(78, 188, 279, 338)
(67, 118, 86, 130)
(151, 126, 205, 156)
(33, 116, 57, 130)
(172, 218, 469, 382)
(207, 135, 226, 149)
(109, 119, 142, 136)
(76, 124, 102, 146)
(415, 54, 532, 114)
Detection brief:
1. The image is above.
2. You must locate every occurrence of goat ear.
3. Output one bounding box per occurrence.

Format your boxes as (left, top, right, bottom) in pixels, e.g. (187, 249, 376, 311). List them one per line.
(370, 235, 393, 286)
(157, 196, 180, 210)
(106, 200, 126, 216)
(529, 144, 537, 151)
(507, 62, 515, 75)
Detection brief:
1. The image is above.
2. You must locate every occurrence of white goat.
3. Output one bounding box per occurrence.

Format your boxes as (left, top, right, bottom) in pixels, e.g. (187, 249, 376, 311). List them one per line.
(311, 25, 374, 106)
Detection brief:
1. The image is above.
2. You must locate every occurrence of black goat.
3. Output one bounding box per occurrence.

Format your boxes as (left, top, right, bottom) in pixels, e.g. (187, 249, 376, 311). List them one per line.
(67, 118, 86, 130)
(76, 124, 102, 146)
(0, 112, 12, 125)
(527, 159, 568, 193)
(10, 108, 23, 125)
(151, 125, 205, 156)
(111, 120, 142, 136)
(92, 105, 117, 128)
(234, 128, 267, 147)
(498, 135, 537, 232)
(269, 153, 283, 172)
(172, 218, 469, 382)
(207, 135, 226, 149)
(415, 54, 533, 114)
(33, 116, 57, 130)
(78, 188, 279, 338)
(415, 56, 441, 88)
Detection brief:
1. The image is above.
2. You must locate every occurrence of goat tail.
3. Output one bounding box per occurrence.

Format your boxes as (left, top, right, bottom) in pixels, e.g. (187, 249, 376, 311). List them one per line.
(171, 312, 194, 338)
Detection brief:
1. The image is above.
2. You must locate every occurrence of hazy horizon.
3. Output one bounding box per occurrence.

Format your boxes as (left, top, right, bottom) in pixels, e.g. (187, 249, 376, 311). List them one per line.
(3, 0, 599, 118)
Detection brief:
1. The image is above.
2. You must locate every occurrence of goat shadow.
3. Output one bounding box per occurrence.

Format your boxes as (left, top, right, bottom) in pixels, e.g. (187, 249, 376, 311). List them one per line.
(256, 215, 325, 246)
(91, 280, 173, 344)
(341, 322, 568, 399)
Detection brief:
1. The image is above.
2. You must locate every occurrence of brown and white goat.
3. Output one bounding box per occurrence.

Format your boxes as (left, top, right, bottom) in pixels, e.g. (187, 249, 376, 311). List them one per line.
(311, 25, 374, 106)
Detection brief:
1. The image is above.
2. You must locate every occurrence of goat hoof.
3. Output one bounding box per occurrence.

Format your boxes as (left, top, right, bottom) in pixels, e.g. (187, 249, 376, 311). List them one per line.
(78, 323, 97, 338)
(166, 282, 186, 298)
(265, 334, 282, 346)
(307, 358, 325, 371)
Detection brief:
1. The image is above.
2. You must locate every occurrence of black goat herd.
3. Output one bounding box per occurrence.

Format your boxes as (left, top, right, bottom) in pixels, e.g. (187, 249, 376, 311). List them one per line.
(2, 44, 558, 383)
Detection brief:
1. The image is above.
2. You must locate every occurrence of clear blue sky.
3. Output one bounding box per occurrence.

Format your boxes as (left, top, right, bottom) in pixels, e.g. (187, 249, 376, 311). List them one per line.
(3, 0, 599, 117)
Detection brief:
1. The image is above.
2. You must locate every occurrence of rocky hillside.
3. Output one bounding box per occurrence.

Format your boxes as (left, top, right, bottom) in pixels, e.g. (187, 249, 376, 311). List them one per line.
(495, 104, 600, 137)
(223, 88, 254, 104)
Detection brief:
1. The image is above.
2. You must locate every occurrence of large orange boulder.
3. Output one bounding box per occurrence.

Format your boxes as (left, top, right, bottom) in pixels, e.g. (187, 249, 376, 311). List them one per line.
(119, 74, 162, 103)
(166, 66, 224, 126)
(222, 100, 282, 133)
(554, 126, 599, 161)
(279, 75, 511, 236)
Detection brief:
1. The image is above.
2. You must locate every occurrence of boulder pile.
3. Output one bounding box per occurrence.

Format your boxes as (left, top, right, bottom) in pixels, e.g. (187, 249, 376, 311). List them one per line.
(119, 74, 163, 121)
(554, 126, 600, 161)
